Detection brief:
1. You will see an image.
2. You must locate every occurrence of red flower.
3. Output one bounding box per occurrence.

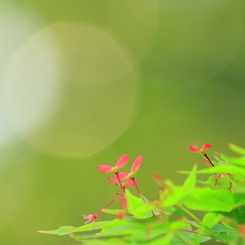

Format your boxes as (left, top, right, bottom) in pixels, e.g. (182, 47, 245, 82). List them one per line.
(98, 154, 129, 173)
(82, 214, 97, 224)
(189, 143, 211, 153)
(117, 172, 130, 181)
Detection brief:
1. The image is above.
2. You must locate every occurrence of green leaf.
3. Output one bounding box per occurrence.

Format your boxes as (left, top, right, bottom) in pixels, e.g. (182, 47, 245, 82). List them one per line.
(229, 144, 245, 155)
(162, 186, 187, 207)
(212, 232, 240, 244)
(173, 222, 211, 244)
(213, 156, 231, 166)
(160, 180, 188, 207)
(37, 226, 76, 235)
(70, 236, 128, 245)
(210, 223, 238, 234)
(101, 219, 127, 231)
(191, 233, 211, 243)
(148, 233, 174, 245)
(125, 189, 147, 218)
(202, 212, 222, 228)
(72, 221, 109, 233)
(164, 205, 176, 214)
(233, 193, 245, 206)
(182, 187, 233, 212)
(233, 182, 245, 193)
(101, 223, 145, 237)
(183, 164, 197, 188)
(125, 223, 167, 243)
(73, 222, 144, 240)
(131, 202, 159, 217)
(102, 209, 122, 214)
(169, 219, 188, 230)
(205, 175, 231, 189)
(136, 195, 162, 216)
(215, 206, 245, 225)
(171, 206, 184, 217)
(175, 222, 192, 238)
(221, 154, 245, 167)
(202, 223, 239, 244)
(197, 165, 245, 177)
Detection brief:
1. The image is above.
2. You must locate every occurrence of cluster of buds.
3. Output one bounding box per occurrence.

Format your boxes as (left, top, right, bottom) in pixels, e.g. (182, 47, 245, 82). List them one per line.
(82, 155, 143, 224)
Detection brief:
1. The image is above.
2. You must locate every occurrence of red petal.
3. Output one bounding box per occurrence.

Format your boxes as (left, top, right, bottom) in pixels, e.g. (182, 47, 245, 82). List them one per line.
(130, 156, 143, 174)
(115, 154, 129, 169)
(98, 165, 114, 173)
(117, 172, 129, 181)
(202, 143, 211, 150)
(108, 177, 118, 184)
(124, 179, 137, 186)
(189, 146, 201, 152)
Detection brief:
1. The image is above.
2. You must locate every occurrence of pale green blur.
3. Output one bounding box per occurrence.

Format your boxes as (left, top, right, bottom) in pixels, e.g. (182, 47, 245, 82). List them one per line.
(1, 1, 245, 245)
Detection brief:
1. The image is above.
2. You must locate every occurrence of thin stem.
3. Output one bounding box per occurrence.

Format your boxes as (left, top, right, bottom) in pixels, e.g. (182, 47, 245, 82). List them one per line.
(229, 182, 232, 190)
(131, 178, 156, 217)
(115, 172, 125, 193)
(95, 193, 123, 216)
(185, 219, 201, 230)
(131, 178, 142, 196)
(157, 207, 213, 238)
(214, 174, 235, 191)
(179, 205, 202, 224)
(203, 153, 214, 167)
(181, 208, 218, 239)
(179, 228, 199, 234)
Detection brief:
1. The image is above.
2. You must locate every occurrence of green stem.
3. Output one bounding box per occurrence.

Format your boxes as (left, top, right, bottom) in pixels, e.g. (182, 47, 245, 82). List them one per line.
(178, 204, 202, 223)
(185, 219, 201, 230)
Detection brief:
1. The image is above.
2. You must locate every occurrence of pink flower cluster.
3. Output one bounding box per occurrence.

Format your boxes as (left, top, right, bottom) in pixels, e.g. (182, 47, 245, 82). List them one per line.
(98, 154, 143, 187)
(82, 154, 143, 224)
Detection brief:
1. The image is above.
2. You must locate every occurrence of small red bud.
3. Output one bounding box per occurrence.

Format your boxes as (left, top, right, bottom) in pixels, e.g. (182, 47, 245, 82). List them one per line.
(116, 212, 124, 220)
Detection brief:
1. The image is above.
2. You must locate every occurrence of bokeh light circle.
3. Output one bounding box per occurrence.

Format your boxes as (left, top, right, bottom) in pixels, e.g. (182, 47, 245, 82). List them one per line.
(0, 2, 43, 147)
(3, 23, 138, 158)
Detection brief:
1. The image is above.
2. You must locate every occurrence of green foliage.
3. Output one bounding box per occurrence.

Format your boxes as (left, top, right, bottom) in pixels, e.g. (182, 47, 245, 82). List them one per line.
(38, 144, 245, 244)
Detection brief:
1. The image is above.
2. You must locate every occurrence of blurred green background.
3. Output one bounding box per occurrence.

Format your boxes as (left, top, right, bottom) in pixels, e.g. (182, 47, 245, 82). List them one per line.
(1, 0, 245, 244)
